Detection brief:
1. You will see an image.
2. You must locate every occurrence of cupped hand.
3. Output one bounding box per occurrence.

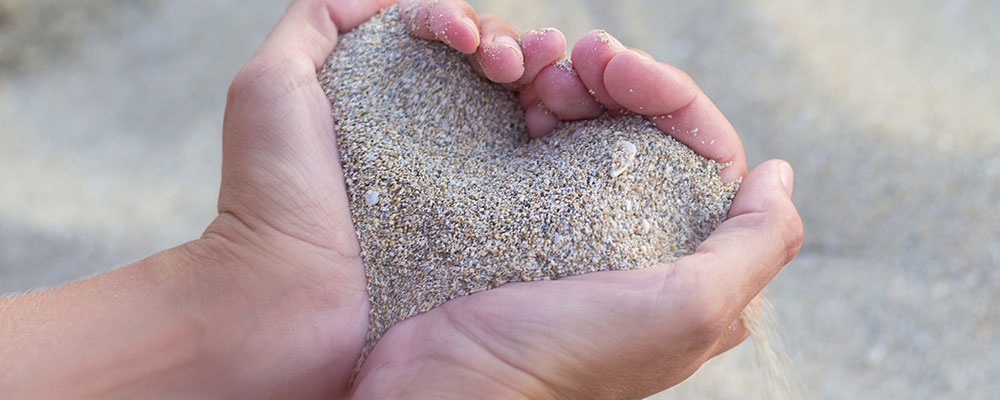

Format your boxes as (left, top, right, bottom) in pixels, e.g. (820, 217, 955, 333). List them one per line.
(203, 0, 551, 396)
(353, 161, 801, 399)
(350, 23, 801, 400)
(210, 0, 800, 397)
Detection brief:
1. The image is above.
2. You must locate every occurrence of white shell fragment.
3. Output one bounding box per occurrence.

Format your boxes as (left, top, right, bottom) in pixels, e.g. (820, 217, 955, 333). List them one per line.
(610, 139, 638, 178)
(364, 190, 380, 206)
(639, 218, 652, 235)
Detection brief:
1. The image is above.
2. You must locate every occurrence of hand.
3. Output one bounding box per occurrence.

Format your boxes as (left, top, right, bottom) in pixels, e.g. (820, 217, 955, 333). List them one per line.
(350, 31, 802, 399)
(0, 0, 568, 398)
(206, 0, 570, 396)
(0, 0, 800, 398)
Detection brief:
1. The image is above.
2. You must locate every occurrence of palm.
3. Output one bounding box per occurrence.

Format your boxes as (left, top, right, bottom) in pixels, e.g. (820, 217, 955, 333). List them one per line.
(219, 66, 364, 260)
(211, 25, 373, 386)
(365, 264, 722, 399)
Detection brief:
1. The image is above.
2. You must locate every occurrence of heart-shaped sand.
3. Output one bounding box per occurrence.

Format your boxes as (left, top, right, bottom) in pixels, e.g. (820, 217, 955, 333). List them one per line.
(319, 8, 738, 359)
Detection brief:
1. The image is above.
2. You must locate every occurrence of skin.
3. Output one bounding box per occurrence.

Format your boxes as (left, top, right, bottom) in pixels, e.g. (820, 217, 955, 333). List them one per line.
(0, 0, 802, 398)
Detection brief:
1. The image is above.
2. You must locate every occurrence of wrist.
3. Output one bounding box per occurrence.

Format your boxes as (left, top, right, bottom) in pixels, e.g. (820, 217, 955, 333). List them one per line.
(1, 240, 277, 398)
(179, 215, 371, 397)
(1, 224, 367, 399)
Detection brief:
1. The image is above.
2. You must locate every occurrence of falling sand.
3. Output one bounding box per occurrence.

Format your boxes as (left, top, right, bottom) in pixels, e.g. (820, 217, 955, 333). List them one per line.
(319, 7, 791, 395)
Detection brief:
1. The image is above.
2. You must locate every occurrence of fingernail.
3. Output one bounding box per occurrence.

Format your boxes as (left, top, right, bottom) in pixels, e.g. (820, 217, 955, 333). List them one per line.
(463, 17, 479, 40)
(494, 35, 520, 50)
(778, 162, 794, 196)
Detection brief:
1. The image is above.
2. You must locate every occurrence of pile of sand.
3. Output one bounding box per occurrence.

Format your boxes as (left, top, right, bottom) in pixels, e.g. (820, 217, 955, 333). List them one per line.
(318, 7, 737, 360)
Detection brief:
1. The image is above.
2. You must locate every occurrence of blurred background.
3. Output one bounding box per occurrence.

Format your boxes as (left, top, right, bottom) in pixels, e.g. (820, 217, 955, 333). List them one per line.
(1, 0, 997, 398)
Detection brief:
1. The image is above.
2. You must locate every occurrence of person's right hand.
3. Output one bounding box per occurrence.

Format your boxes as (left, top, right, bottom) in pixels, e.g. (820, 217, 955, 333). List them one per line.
(350, 29, 802, 399)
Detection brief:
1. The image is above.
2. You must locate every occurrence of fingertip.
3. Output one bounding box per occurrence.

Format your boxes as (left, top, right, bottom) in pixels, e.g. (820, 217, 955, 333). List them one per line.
(410, 0, 478, 54)
(471, 15, 527, 83)
(434, 15, 479, 54)
(463, 16, 480, 44)
(451, 15, 481, 54)
(519, 86, 560, 138)
(576, 29, 624, 51)
(517, 28, 567, 86)
(525, 105, 560, 138)
(571, 30, 625, 110)
(757, 159, 793, 195)
(729, 159, 801, 227)
(719, 144, 748, 183)
(719, 165, 745, 184)
(477, 36, 525, 83)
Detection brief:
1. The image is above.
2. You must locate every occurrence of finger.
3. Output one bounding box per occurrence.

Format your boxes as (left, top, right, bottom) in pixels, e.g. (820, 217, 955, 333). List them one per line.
(330, 0, 396, 32)
(468, 15, 524, 83)
(228, 0, 351, 143)
(603, 51, 747, 182)
(515, 28, 567, 87)
(399, 0, 480, 54)
(533, 59, 605, 121)
(674, 160, 802, 320)
(249, 0, 341, 73)
(251, 0, 394, 71)
(512, 28, 567, 138)
(570, 30, 625, 111)
(519, 85, 560, 138)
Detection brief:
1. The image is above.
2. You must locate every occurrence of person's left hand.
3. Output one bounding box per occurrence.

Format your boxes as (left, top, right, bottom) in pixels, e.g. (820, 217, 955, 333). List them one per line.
(206, 0, 557, 396)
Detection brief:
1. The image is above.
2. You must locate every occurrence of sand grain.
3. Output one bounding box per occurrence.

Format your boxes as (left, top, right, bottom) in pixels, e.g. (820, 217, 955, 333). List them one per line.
(318, 7, 738, 360)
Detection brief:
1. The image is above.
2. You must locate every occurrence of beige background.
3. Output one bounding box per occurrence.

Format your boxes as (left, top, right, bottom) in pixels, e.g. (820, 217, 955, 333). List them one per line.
(1, 0, 997, 398)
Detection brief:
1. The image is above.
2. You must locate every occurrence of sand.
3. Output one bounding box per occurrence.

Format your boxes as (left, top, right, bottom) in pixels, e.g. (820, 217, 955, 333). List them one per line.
(321, 7, 737, 361)
(7, 1, 999, 398)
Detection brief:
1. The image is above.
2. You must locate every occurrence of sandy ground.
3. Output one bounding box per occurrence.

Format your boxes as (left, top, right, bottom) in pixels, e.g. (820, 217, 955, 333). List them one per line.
(1, 0, 997, 398)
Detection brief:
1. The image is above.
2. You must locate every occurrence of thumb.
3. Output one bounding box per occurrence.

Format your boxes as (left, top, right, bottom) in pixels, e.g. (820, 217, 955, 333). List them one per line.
(673, 159, 803, 317)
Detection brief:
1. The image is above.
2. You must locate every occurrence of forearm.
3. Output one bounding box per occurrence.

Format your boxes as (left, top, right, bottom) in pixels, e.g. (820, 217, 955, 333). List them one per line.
(0, 240, 252, 398)
(0, 233, 366, 399)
